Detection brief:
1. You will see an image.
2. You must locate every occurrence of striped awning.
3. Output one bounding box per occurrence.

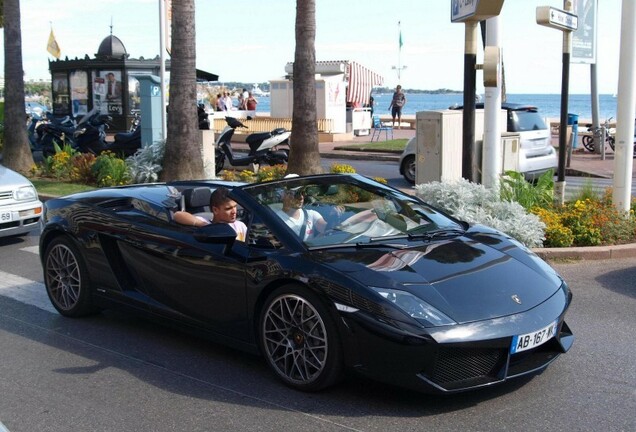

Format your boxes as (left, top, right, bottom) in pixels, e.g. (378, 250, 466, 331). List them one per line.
(284, 60, 384, 105)
(345, 61, 384, 105)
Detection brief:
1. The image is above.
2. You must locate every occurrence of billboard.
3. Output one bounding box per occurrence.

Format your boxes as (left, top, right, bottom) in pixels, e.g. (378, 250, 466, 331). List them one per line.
(572, 0, 597, 63)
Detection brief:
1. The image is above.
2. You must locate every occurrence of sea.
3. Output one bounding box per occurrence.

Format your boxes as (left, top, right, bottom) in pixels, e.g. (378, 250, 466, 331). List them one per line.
(254, 93, 618, 122)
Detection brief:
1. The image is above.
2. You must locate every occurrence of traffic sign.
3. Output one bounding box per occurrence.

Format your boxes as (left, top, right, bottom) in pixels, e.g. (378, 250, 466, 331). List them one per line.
(537, 6, 578, 31)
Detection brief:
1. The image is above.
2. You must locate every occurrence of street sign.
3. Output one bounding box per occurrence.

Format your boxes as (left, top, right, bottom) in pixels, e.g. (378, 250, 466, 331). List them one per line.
(451, 0, 504, 23)
(537, 6, 578, 31)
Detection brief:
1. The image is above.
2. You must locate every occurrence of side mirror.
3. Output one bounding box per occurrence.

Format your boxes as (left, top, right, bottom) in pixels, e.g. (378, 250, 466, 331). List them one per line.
(193, 223, 236, 249)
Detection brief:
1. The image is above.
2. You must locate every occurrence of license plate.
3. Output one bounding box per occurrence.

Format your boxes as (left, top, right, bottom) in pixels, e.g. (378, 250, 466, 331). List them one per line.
(0, 211, 12, 222)
(510, 321, 558, 354)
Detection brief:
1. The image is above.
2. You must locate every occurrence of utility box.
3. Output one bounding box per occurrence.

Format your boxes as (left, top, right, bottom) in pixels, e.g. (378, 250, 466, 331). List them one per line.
(415, 110, 463, 184)
(500, 132, 521, 173)
(415, 109, 498, 184)
(416, 109, 507, 184)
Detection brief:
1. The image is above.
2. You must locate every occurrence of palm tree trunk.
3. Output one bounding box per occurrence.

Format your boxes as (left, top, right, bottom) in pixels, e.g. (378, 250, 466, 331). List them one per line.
(2, 0, 34, 173)
(287, 0, 322, 175)
(160, 0, 203, 181)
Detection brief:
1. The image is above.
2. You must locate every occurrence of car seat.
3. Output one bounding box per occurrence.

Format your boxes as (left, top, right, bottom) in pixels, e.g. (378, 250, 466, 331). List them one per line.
(181, 187, 214, 222)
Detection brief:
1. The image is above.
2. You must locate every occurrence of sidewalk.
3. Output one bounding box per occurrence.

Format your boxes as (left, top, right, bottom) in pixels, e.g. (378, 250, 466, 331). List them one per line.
(317, 129, 634, 180)
(231, 126, 632, 178)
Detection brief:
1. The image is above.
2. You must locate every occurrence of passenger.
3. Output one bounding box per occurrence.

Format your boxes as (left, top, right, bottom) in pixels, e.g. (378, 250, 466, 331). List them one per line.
(174, 187, 247, 241)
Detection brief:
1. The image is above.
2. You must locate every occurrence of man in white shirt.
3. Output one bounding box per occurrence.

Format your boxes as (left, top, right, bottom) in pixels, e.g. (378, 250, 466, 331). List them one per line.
(274, 187, 327, 241)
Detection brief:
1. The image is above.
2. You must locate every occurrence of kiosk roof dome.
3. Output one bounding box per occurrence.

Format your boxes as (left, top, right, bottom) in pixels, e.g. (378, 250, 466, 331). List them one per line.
(96, 35, 128, 59)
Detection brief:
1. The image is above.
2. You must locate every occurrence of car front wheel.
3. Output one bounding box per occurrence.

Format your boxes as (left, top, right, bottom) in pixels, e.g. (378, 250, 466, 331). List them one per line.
(401, 155, 416, 184)
(43, 237, 100, 317)
(259, 284, 343, 391)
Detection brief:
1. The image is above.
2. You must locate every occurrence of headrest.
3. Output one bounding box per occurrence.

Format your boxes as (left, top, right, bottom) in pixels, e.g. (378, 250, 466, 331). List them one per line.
(183, 187, 211, 208)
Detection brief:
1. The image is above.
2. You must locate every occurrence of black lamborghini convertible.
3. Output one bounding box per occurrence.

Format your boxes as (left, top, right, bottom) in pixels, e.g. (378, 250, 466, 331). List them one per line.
(40, 174, 574, 393)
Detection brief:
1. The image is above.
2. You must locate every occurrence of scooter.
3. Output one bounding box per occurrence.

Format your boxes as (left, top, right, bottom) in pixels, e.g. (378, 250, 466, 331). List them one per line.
(215, 116, 290, 174)
(198, 104, 210, 130)
(34, 114, 78, 157)
(73, 108, 141, 157)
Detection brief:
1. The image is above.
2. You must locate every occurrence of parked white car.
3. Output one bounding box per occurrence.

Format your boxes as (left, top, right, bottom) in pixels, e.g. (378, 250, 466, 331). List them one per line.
(0, 165, 43, 238)
(399, 103, 557, 184)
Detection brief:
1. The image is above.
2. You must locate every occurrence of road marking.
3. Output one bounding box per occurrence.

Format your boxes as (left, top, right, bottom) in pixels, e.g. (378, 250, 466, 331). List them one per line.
(20, 245, 40, 255)
(0, 270, 56, 314)
(0, 420, 11, 432)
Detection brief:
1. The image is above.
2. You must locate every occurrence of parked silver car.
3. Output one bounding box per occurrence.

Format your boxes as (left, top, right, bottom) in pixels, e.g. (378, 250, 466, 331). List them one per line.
(399, 103, 557, 184)
(0, 165, 43, 238)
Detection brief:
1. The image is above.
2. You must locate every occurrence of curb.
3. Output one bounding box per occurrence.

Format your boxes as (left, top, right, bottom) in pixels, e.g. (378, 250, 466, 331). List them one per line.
(532, 243, 636, 261)
(321, 152, 399, 162)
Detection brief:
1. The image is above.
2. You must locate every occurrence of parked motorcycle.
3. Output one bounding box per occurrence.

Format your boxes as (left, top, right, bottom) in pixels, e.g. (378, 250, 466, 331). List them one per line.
(73, 108, 141, 157)
(215, 116, 290, 174)
(34, 114, 78, 157)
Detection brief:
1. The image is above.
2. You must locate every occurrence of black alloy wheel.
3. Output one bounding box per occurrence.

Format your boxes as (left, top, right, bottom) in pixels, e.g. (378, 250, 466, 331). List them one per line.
(43, 237, 100, 317)
(259, 284, 343, 391)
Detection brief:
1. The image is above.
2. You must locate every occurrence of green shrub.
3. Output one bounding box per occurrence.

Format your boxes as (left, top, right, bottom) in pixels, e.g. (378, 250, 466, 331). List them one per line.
(92, 152, 130, 187)
(500, 170, 554, 209)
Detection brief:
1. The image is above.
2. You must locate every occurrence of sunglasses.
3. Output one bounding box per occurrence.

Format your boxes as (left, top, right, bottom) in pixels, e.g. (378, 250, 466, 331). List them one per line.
(285, 190, 304, 199)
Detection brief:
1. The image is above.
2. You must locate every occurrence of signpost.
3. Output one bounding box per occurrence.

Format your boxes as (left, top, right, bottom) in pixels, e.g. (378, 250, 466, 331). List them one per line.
(537, 1, 577, 205)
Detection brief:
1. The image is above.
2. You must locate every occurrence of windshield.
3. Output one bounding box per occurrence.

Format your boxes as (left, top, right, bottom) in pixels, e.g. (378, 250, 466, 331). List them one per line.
(243, 176, 463, 248)
(511, 110, 548, 132)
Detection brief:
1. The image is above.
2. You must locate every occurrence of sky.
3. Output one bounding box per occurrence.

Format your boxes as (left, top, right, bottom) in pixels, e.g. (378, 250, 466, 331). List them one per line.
(0, 0, 624, 95)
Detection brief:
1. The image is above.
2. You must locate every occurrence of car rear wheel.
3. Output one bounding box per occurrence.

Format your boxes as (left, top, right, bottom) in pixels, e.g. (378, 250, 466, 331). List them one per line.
(43, 237, 100, 317)
(259, 284, 343, 391)
(401, 155, 416, 184)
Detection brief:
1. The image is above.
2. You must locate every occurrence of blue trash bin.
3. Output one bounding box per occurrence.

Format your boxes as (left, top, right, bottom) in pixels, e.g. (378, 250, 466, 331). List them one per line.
(567, 113, 579, 148)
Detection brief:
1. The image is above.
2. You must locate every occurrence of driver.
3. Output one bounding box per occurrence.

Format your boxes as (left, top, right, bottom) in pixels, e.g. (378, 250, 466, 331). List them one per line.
(274, 187, 328, 241)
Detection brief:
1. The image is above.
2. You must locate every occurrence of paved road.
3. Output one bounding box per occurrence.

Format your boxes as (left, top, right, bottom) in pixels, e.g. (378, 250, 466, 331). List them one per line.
(0, 233, 634, 432)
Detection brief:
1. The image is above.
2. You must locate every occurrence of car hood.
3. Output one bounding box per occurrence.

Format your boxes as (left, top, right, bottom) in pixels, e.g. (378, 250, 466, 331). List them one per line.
(317, 232, 562, 324)
(0, 165, 33, 190)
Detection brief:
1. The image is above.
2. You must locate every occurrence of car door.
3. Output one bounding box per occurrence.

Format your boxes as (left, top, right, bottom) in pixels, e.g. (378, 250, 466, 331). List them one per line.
(117, 209, 250, 340)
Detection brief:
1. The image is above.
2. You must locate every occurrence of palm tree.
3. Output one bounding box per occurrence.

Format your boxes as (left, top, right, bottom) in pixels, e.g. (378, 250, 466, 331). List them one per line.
(1, 0, 35, 173)
(287, 0, 322, 175)
(160, 0, 203, 181)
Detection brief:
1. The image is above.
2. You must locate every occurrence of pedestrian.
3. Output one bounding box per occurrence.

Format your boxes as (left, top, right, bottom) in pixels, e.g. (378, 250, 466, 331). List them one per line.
(216, 93, 225, 111)
(388, 85, 407, 129)
(223, 92, 234, 111)
(241, 88, 249, 110)
(246, 92, 258, 111)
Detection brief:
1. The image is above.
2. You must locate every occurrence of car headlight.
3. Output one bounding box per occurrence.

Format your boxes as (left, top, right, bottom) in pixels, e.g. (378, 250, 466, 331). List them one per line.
(15, 185, 37, 201)
(371, 287, 456, 327)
